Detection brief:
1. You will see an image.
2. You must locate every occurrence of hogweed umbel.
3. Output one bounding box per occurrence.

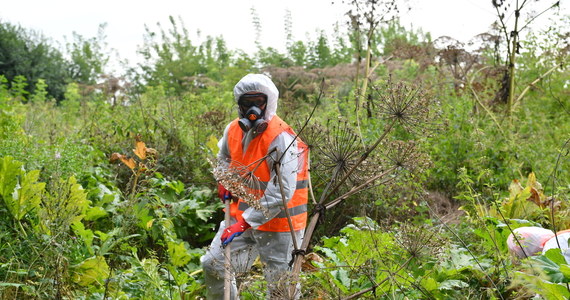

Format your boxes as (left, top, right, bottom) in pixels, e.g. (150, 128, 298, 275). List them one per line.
(372, 79, 433, 135)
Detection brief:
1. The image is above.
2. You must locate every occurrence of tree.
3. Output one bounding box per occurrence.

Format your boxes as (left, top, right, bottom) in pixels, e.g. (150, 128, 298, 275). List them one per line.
(0, 21, 70, 100)
(137, 16, 235, 94)
(65, 23, 110, 85)
(306, 31, 333, 69)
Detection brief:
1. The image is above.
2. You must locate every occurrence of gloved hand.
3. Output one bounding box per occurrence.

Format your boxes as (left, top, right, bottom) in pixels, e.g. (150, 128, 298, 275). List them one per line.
(221, 219, 251, 246)
(217, 183, 232, 203)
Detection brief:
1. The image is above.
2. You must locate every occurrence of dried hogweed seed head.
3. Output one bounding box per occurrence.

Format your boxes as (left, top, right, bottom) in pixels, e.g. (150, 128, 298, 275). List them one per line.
(212, 157, 269, 216)
(393, 222, 444, 259)
(383, 140, 431, 175)
(372, 79, 432, 135)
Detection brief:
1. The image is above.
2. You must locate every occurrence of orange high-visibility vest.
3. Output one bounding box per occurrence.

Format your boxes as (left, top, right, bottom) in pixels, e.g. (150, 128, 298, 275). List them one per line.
(226, 115, 309, 232)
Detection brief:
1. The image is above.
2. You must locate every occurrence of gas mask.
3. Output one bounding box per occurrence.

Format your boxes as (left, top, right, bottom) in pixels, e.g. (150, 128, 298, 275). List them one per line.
(238, 94, 268, 133)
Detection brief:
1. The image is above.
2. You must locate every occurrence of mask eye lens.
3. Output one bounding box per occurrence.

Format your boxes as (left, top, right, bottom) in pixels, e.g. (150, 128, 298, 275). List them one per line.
(239, 94, 267, 107)
(239, 99, 266, 107)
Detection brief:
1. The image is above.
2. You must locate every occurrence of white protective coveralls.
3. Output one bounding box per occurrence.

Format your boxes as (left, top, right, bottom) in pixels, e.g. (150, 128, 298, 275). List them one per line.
(201, 74, 304, 299)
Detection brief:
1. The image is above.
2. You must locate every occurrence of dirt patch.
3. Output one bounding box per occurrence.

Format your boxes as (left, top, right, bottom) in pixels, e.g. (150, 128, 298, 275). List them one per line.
(426, 191, 464, 224)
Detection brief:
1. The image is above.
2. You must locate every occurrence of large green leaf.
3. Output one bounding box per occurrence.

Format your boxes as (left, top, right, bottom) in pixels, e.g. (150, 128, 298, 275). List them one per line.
(0, 157, 45, 221)
(515, 271, 570, 300)
(71, 256, 109, 286)
(84, 206, 107, 221)
(10, 170, 45, 220)
(71, 221, 95, 255)
(530, 251, 569, 283)
(167, 240, 191, 267)
(0, 156, 21, 201)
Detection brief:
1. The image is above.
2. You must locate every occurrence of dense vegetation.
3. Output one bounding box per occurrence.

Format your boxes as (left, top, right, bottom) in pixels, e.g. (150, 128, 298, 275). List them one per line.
(1, 2, 569, 299)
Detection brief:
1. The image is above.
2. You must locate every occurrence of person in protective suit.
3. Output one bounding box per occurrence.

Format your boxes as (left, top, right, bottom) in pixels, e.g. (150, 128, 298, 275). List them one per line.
(201, 74, 308, 299)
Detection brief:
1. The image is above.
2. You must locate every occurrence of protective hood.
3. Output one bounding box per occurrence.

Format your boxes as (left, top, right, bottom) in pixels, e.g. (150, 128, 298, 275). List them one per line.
(233, 74, 279, 121)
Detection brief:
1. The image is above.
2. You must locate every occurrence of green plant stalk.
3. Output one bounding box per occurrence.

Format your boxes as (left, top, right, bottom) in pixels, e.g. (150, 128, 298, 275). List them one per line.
(16, 220, 28, 238)
(307, 153, 317, 205)
(130, 171, 140, 199)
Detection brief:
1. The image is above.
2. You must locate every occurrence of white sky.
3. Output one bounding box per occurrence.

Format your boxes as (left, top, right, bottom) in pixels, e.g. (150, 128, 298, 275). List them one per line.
(1, 0, 567, 73)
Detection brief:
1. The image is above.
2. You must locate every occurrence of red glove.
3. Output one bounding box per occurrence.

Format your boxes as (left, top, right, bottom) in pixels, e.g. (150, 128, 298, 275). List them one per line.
(221, 219, 251, 246)
(217, 183, 232, 203)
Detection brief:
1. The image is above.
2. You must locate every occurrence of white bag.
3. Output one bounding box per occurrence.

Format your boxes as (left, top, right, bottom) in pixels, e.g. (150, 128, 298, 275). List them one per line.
(507, 226, 555, 258)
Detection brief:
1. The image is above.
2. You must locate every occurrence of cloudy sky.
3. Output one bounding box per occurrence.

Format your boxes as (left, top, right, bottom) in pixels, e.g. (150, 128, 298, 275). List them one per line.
(1, 0, 566, 72)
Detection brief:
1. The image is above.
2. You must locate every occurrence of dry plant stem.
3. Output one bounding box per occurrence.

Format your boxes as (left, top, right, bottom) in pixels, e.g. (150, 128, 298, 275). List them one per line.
(513, 63, 563, 111)
(275, 160, 302, 299)
(224, 200, 231, 300)
(507, 1, 520, 116)
(319, 119, 396, 203)
(274, 161, 299, 251)
(277, 79, 324, 164)
(248, 152, 273, 174)
(519, 1, 560, 32)
(290, 210, 319, 277)
(325, 167, 397, 210)
(290, 121, 397, 288)
(342, 256, 414, 300)
(307, 156, 317, 205)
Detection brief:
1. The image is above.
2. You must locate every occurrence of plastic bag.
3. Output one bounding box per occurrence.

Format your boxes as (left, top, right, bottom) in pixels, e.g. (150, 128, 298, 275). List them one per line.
(507, 226, 554, 258)
(542, 229, 570, 264)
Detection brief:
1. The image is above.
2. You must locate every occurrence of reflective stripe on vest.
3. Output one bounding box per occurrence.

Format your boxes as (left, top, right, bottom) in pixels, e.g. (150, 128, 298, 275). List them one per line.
(242, 179, 309, 191)
(238, 202, 307, 218)
(226, 116, 309, 232)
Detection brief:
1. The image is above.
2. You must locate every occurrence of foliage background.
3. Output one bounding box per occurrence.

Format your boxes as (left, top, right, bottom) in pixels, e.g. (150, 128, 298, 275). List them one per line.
(1, 2, 569, 298)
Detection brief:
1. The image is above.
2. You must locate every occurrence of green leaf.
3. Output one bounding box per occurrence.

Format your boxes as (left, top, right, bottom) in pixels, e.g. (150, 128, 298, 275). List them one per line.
(167, 241, 191, 267)
(84, 206, 107, 221)
(545, 248, 568, 266)
(422, 277, 439, 291)
(71, 221, 94, 255)
(531, 254, 566, 283)
(196, 208, 214, 222)
(71, 256, 109, 286)
(5, 167, 45, 221)
(439, 279, 469, 290)
(167, 180, 185, 194)
(515, 271, 570, 299)
(134, 202, 153, 230)
(560, 264, 570, 279)
(39, 176, 88, 233)
(206, 134, 219, 156)
(0, 156, 22, 201)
